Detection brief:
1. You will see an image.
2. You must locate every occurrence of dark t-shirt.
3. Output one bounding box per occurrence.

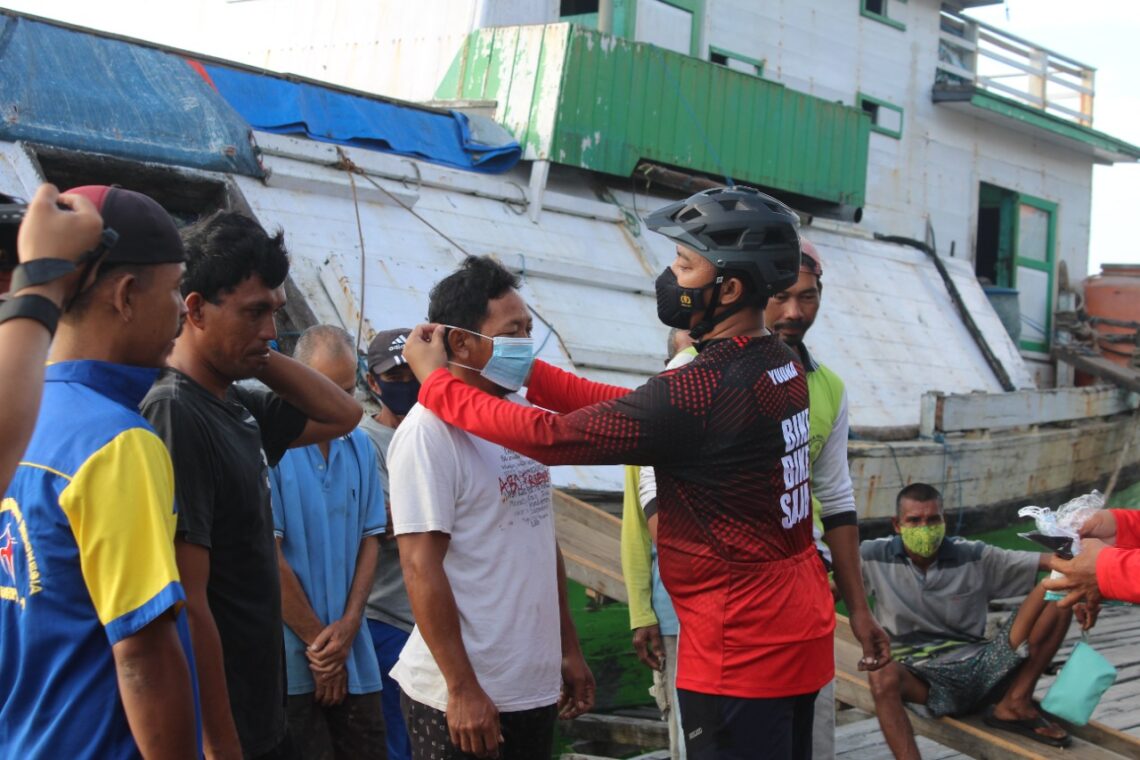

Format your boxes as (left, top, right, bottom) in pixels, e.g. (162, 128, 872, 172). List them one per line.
(141, 369, 307, 756)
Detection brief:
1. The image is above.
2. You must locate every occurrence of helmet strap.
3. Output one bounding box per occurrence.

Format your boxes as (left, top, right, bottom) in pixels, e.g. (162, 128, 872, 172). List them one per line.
(689, 271, 749, 340)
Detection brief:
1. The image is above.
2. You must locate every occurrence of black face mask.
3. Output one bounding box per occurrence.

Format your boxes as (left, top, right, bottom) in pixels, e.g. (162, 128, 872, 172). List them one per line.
(376, 378, 420, 416)
(655, 267, 711, 329)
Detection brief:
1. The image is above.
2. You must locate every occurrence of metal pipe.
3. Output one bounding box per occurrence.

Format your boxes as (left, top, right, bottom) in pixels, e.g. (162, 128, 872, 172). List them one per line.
(598, 0, 614, 35)
(635, 162, 859, 225)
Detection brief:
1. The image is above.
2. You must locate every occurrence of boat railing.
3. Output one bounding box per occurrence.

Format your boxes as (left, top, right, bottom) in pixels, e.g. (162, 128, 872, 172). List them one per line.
(936, 8, 1095, 127)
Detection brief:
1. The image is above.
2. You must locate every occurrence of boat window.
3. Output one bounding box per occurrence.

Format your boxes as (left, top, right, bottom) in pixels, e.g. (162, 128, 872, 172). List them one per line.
(708, 45, 765, 77)
(858, 93, 904, 139)
(861, 0, 906, 32)
(561, 0, 599, 14)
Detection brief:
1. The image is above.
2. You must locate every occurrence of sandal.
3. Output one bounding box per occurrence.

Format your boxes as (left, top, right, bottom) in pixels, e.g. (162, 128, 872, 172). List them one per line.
(983, 705, 1072, 748)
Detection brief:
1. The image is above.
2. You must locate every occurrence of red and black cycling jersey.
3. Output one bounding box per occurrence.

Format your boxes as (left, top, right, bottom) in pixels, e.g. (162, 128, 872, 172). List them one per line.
(416, 334, 835, 698)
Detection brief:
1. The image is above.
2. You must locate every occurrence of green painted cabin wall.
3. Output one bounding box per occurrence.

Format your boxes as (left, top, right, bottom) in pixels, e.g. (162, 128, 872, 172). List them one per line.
(438, 24, 870, 207)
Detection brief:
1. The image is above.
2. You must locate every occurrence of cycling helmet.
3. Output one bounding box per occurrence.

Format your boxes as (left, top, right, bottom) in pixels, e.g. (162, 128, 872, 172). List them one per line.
(646, 186, 801, 299)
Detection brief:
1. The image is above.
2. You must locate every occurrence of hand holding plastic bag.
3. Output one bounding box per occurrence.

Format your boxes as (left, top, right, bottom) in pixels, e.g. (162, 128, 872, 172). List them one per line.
(1019, 490, 1105, 557)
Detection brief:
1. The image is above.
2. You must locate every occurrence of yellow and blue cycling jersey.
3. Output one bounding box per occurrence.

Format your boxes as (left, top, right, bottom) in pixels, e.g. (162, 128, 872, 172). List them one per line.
(0, 360, 198, 759)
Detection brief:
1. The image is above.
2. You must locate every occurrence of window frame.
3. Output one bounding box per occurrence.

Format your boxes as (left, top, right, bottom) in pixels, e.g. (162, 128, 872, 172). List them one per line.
(857, 92, 905, 139)
(861, 0, 906, 32)
(618, 0, 706, 56)
(1010, 193, 1058, 354)
(708, 45, 765, 76)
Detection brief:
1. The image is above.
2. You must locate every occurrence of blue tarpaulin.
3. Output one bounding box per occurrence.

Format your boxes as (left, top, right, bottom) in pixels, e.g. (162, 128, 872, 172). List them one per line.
(0, 14, 263, 176)
(198, 63, 521, 174)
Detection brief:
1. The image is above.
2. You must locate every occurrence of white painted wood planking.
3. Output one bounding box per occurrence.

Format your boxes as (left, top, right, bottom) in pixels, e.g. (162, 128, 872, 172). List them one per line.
(923, 386, 1140, 435)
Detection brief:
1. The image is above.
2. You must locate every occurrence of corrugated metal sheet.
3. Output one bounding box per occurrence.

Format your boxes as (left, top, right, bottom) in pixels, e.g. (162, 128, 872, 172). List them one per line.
(437, 23, 870, 206)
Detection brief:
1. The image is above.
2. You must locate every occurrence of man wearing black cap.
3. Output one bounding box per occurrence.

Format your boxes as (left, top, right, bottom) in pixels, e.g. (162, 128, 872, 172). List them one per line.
(141, 211, 362, 760)
(0, 185, 199, 758)
(359, 327, 418, 760)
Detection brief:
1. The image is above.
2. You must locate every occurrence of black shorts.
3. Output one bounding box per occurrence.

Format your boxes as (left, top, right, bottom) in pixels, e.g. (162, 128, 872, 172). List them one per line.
(677, 689, 818, 760)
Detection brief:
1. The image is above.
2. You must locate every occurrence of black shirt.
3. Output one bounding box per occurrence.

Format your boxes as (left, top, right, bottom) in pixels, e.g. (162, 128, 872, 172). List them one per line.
(141, 370, 307, 756)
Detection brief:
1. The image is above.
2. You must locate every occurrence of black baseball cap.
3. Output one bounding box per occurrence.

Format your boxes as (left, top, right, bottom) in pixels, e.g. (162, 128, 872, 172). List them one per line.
(366, 328, 412, 375)
(64, 186, 185, 265)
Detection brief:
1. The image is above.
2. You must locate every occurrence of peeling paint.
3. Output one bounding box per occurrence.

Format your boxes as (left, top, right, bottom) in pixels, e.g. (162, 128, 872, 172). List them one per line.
(443, 23, 868, 206)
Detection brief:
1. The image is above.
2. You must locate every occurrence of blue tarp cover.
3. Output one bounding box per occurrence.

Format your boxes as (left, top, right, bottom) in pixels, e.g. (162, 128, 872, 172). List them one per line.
(200, 64, 521, 174)
(0, 15, 263, 176)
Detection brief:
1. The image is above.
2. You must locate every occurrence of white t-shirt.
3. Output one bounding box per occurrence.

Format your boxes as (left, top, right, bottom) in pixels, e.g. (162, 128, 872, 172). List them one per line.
(387, 400, 561, 712)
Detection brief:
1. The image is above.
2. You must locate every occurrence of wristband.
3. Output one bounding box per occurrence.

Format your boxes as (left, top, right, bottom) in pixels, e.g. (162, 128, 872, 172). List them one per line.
(0, 293, 62, 336)
(9, 258, 81, 293)
(10, 227, 119, 309)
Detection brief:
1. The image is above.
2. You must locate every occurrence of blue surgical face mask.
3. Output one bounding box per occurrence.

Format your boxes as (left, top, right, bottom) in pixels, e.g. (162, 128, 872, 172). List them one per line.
(445, 326, 536, 392)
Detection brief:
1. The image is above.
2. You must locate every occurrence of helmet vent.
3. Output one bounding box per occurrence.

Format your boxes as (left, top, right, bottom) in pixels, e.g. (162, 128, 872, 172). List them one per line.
(708, 228, 747, 247)
(678, 207, 704, 223)
(717, 198, 753, 213)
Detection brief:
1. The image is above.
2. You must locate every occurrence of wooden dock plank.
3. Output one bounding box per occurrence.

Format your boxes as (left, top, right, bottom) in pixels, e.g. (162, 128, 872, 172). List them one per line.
(836, 615, 1140, 757)
(836, 717, 968, 760)
(552, 489, 627, 603)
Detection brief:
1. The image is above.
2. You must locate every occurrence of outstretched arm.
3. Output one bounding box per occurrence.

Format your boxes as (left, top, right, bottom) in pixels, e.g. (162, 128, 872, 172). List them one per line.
(405, 323, 629, 415)
(416, 366, 681, 467)
(1110, 510, 1140, 549)
(525, 360, 629, 413)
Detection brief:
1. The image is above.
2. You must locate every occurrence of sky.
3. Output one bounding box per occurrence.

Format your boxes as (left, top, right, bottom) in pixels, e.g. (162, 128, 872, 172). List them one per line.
(966, 0, 1140, 275)
(2, 0, 1137, 276)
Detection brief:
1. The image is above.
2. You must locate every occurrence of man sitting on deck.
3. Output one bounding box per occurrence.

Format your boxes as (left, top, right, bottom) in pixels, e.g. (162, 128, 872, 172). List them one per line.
(861, 483, 1078, 756)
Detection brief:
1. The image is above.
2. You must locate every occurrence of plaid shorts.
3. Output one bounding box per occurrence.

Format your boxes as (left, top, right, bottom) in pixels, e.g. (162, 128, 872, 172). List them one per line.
(903, 611, 1027, 717)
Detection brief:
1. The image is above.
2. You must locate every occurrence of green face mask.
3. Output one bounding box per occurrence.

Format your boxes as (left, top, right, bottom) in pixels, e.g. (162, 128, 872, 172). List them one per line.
(900, 524, 945, 558)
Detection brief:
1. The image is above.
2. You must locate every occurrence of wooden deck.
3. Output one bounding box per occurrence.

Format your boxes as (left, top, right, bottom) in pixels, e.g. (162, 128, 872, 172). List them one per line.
(550, 488, 1140, 757)
(835, 605, 1140, 759)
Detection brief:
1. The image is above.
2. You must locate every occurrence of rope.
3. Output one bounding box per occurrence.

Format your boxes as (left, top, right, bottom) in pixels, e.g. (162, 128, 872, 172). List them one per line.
(599, 188, 642, 236)
(332, 147, 572, 360)
(884, 442, 906, 492)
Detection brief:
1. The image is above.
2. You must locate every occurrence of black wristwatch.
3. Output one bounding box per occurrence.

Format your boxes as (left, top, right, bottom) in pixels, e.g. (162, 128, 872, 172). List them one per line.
(0, 293, 62, 336)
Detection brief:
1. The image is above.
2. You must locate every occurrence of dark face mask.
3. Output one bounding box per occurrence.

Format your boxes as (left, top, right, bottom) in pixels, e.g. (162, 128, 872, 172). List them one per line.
(377, 378, 420, 416)
(655, 267, 711, 329)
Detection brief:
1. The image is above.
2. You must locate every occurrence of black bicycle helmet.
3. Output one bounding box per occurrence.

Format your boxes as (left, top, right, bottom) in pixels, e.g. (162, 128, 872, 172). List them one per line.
(645, 185, 802, 299)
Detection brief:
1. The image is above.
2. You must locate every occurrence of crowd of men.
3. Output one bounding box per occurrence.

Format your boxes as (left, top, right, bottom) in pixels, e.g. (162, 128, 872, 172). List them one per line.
(0, 182, 1135, 760)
